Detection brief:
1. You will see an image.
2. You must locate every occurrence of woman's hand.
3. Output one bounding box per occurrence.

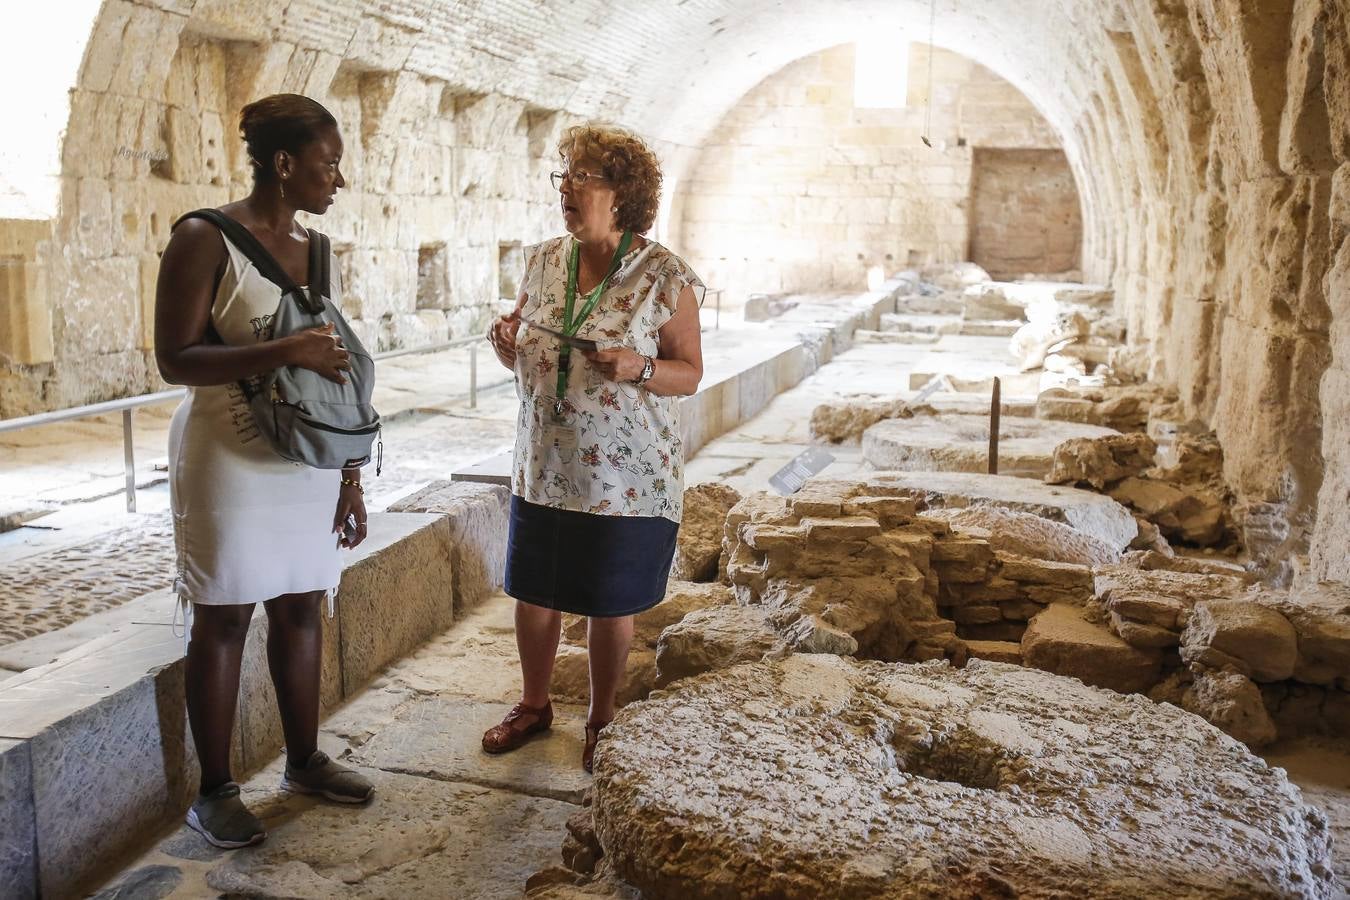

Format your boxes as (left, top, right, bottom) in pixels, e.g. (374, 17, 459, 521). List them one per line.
(286, 322, 351, 385)
(488, 313, 522, 369)
(581, 347, 646, 383)
(333, 481, 368, 549)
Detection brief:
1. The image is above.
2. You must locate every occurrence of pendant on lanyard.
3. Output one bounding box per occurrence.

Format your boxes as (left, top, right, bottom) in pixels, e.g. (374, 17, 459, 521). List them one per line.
(553, 231, 633, 418)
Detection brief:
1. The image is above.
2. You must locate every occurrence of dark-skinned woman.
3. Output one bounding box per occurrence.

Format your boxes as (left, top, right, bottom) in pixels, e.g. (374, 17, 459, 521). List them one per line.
(482, 124, 705, 773)
(155, 94, 373, 849)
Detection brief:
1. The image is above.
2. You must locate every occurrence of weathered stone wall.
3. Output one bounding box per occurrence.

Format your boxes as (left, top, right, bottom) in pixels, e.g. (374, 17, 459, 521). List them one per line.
(0, 1, 697, 417)
(675, 44, 1071, 303)
(2, 0, 1349, 588)
(969, 148, 1082, 279)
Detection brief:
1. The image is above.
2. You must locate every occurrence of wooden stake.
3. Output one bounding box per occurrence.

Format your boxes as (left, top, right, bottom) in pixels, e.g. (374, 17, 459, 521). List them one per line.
(988, 377, 1001, 475)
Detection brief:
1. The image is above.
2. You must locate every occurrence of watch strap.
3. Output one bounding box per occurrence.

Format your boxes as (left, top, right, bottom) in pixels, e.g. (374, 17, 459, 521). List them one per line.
(636, 355, 655, 385)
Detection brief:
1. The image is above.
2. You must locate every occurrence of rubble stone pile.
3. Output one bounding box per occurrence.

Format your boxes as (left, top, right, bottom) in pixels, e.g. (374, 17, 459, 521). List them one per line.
(600, 478, 1350, 750)
(1047, 432, 1234, 548)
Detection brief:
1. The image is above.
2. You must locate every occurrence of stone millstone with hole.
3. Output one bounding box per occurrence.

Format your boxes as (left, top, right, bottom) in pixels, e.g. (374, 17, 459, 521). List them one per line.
(861, 413, 1118, 479)
(591, 655, 1335, 900)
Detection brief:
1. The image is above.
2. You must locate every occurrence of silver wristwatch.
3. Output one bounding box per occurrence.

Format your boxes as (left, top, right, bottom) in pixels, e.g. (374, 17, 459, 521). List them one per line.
(635, 355, 656, 385)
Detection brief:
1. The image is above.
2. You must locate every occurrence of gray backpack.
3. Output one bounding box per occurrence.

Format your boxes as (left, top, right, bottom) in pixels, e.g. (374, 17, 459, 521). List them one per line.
(176, 209, 382, 472)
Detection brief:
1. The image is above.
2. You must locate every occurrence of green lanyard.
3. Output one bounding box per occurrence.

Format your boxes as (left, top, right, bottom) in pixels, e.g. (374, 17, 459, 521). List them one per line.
(554, 231, 633, 416)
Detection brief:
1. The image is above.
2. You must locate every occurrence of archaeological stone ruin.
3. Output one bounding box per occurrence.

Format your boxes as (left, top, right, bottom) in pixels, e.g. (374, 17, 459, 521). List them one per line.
(3, 2, 1350, 898)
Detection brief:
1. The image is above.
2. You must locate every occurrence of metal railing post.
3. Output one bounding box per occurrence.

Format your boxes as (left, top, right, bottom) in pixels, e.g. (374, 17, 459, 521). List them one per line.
(122, 408, 137, 513)
(469, 341, 478, 409)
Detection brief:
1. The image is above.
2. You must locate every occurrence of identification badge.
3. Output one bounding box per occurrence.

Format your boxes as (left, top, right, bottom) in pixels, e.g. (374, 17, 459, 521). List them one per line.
(543, 424, 579, 453)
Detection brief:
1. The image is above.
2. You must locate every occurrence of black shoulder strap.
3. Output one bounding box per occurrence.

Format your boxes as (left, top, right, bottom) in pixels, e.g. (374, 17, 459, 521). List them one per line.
(173, 209, 325, 313)
(306, 228, 331, 302)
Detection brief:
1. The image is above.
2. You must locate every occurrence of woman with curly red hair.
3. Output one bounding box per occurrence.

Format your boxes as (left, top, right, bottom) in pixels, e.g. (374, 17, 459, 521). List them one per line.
(483, 124, 705, 772)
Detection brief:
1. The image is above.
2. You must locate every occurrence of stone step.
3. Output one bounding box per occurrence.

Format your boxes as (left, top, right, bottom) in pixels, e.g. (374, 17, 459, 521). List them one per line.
(879, 312, 962, 335)
(964, 639, 1023, 665)
(854, 329, 941, 345)
(1021, 602, 1161, 694)
(960, 319, 1022, 337)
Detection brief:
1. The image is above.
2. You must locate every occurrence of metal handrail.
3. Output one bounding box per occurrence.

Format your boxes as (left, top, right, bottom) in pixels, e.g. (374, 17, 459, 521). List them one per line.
(704, 288, 725, 330)
(0, 388, 188, 435)
(0, 334, 492, 513)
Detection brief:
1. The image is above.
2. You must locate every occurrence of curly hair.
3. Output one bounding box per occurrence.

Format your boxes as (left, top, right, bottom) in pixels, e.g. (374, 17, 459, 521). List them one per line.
(558, 124, 663, 234)
(239, 93, 337, 184)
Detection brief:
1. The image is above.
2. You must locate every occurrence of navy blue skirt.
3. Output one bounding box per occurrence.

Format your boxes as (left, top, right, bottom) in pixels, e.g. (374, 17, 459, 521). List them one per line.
(504, 495, 679, 617)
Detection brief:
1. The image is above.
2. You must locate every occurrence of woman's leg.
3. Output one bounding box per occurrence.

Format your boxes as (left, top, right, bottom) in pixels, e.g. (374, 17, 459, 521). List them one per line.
(263, 591, 324, 767)
(516, 600, 563, 706)
(186, 603, 256, 793)
(586, 614, 634, 724)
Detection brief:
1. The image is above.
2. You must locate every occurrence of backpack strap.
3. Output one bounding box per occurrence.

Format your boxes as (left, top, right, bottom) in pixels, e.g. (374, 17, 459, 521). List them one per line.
(306, 228, 331, 303)
(173, 208, 324, 313)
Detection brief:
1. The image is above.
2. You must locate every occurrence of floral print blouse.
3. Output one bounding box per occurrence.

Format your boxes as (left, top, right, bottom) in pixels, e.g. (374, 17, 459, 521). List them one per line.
(511, 235, 705, 523)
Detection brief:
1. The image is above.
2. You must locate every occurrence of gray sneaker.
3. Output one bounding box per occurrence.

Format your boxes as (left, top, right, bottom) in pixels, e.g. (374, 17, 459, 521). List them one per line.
(186, 782, 266, 849)
(281, 750, 374, 803)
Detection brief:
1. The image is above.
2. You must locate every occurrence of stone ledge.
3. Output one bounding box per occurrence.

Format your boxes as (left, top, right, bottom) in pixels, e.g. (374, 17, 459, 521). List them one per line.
(0, 511, 453, 899)
(387, 481, 511, 615)
(0, 738, 36, 900)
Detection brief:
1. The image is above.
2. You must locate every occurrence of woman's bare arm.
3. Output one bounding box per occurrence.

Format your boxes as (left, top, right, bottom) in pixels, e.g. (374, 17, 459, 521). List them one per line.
(580, 284, 703, 396)
(154, 218, 350, 386)
(641, 284, 703, 397)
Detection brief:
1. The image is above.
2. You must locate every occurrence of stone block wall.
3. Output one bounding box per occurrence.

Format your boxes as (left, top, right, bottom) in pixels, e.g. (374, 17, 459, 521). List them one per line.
(0, 2, 693, 418)
(968, 148, 1082, 279)
(2, 0, 1350, 591)
(675, 43, 1077, 305)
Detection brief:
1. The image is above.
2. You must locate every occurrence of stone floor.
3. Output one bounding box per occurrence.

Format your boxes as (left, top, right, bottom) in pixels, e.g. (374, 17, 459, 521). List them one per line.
(94, 590, 1350, 899)
(94, 597, 587, 899)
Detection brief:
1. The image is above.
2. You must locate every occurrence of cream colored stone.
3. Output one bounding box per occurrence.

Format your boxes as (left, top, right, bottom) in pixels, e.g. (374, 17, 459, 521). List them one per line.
(1182, 601, 1300, 683)
(593, 656, 1333, 899)
(1264, 582, 1350, 680)
(1045, 433, 1157, 489)
(995, 553, 1092, 590)
(386, 481, 510, 614)
(1010, 310, 1089, 371)
(1108, 477, 1228, 546)
(1120, 549, 1255, 582)
(964, 639, 1023, 664)
(1110, 613, 1179, 650)
(654, 605, 786, 687)
(862, 413, 1118, 479)
(1022, 603, 1162, 694)
(862, 471, 1139, 552)
(1182, 668, 1278, 748)
(918, 506, 1119, 567)
(809, 397, 911, 444)
(1035, 384, 1165, 432)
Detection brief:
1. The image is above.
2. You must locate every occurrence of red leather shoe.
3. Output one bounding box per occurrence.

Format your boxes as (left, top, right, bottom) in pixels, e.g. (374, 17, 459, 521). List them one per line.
(582, 720, 611, 774)
(482, 701, 553, 754)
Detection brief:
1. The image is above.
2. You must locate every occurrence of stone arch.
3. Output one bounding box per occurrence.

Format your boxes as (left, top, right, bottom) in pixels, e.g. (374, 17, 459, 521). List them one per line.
(0, 0, 1345, 580)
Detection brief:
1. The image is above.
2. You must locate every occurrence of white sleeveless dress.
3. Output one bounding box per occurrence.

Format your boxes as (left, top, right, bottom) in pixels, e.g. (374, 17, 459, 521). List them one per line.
(168, 229, 342, 608)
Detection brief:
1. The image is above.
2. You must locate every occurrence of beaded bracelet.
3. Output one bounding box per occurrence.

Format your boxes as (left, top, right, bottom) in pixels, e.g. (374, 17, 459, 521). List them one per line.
(340, 478, 363, 494)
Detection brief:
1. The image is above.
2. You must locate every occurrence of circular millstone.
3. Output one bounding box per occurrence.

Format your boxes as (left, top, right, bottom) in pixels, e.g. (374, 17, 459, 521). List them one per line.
(592, 655, 1334, 899)
(862, 413, 1117, 478)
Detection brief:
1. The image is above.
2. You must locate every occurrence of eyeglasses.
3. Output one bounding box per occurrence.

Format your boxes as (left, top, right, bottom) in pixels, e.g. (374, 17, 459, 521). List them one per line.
(550, 169, 607, 190)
